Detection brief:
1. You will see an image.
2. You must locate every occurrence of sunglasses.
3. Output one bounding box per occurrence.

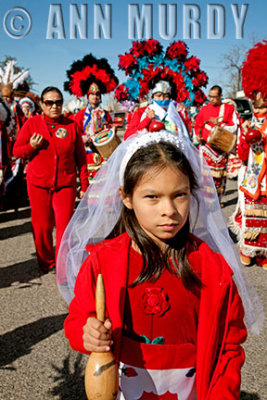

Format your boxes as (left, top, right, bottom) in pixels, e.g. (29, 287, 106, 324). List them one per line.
(42, 99, 63, 107)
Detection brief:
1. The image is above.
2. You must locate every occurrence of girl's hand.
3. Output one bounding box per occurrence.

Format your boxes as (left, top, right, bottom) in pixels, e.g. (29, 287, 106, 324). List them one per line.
(30, 133, 43, 149)
(83, 317, 113, 352)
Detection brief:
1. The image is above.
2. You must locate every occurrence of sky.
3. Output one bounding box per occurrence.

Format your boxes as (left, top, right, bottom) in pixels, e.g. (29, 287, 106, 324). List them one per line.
(0, 0, 266, 105)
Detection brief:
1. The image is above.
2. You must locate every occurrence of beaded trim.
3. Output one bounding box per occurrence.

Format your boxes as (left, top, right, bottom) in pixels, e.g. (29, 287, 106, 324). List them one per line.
(119, 131, 185, 185)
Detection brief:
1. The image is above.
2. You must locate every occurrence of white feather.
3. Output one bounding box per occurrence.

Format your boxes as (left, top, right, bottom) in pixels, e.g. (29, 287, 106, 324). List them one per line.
(0, 67, 4, 82)
(0, 60, 29, 88)
(3, 60, 16, 85)
(12, 70, 29, 89)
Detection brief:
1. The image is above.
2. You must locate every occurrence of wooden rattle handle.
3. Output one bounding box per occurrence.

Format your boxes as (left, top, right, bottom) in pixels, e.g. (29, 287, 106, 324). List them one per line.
(85, 273, 119, 400)
(95, 274, 105, 322)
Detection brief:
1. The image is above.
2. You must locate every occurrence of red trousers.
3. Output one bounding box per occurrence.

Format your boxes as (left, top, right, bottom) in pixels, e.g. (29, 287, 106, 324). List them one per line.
(27, 183, 76, 271)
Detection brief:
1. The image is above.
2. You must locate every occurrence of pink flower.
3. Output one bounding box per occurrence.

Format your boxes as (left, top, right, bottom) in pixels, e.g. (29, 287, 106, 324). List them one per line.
(142, 287, 170, 316)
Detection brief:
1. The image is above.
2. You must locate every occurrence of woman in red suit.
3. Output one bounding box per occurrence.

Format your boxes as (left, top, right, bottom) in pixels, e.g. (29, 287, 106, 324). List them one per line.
(13, 86, 88, 273)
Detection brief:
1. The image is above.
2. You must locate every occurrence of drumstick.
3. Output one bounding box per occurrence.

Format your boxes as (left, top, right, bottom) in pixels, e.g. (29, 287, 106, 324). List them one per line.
(84, 274, 119, 400)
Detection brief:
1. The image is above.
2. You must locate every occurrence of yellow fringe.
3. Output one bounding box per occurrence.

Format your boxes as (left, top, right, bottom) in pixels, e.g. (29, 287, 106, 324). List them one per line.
(87, 164, 102, 172)
(244, 232, 260, 239)
(245, 209, 267, 217)
(211, 170, 226, 178)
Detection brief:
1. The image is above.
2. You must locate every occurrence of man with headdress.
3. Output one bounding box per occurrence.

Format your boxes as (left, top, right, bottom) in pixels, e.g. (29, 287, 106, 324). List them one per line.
(19, 96, 37, 119)
(64, 54, 118, 182)
(115, 40, 208, 140)
(0, 60, 29, 144)
(231, 41, 267, 269)
(194, 85, 239, 204)
(0, 60, 29, 209)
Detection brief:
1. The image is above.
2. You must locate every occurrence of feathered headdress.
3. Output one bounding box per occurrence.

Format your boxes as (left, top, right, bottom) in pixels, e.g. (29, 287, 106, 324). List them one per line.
(241, 41, 267, 105)
(115, 39, 208, 109)
(64, 54, 119, 97)
(0, 60, 29, 91)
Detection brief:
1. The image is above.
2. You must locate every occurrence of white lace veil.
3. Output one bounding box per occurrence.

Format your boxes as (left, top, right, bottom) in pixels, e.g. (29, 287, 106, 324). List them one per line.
(57, 130, 264, 334)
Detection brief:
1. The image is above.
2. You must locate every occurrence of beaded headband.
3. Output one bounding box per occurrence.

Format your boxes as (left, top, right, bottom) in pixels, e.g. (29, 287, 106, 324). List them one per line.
(119, 131, 185, 185)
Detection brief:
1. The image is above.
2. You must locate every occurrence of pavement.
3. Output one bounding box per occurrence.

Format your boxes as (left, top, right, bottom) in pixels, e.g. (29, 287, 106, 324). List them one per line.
(0, 174, 266, 399)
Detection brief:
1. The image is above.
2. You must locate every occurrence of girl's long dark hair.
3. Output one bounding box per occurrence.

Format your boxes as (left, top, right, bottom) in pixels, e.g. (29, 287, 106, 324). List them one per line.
(115, 141, 201, 290)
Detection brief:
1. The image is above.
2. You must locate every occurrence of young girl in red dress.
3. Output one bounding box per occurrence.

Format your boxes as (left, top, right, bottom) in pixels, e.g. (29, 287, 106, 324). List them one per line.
(57, 131, 263, 400)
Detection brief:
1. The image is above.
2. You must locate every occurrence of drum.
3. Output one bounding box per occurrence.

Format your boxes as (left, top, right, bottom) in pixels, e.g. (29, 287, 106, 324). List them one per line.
(207, 126, 236, 154)
(93, 127, 121, 160)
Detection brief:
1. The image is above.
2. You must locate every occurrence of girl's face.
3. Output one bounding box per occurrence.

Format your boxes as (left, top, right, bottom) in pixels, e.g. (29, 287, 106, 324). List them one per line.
(121, 165, 191, 250)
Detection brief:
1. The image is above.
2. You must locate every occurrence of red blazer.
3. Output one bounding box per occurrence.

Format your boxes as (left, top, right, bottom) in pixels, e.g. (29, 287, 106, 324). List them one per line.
(65, 232, 247, 400)
(13, 114, 88, 192)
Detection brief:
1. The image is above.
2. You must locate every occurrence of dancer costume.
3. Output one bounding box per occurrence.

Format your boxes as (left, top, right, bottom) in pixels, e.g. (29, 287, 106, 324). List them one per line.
(115, 39, 208, 138)
(57, 130, 263, 399)
(0, 100, 11, 207)
(0, 61, 29, 206)
(124, 81, 190, 141)
(64, 54, 118, 182)
(75, 96, 113, 181)
(195, 101, 239, 199)
(231, 41, 267, 262)
(0, 60, 28, 143)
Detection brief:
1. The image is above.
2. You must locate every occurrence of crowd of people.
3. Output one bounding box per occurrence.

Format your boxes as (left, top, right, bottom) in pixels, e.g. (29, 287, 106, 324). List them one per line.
(0, 40, 266, 399)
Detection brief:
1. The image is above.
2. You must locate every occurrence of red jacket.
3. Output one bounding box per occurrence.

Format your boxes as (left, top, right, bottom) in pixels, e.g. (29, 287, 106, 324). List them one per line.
(195, 103, 238, 142)
(13, 114, 88, 192)
(65, 233, 247, 400)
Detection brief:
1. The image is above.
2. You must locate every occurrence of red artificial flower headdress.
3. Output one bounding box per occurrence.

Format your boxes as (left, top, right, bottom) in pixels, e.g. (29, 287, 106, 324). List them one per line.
(242, 41, 267, 106)
(115, 39, 208, 109)
(64, 54, 118, 97)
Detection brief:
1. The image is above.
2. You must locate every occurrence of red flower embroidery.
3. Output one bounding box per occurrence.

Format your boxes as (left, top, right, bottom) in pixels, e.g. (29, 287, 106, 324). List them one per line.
(139, 391, 178, 399)
(142, 287, 170, 316)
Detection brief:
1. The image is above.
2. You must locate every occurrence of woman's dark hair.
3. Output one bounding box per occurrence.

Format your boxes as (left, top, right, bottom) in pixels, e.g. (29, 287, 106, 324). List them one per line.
(40, 86, 63, 102)
(118, 141, 201, 290)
